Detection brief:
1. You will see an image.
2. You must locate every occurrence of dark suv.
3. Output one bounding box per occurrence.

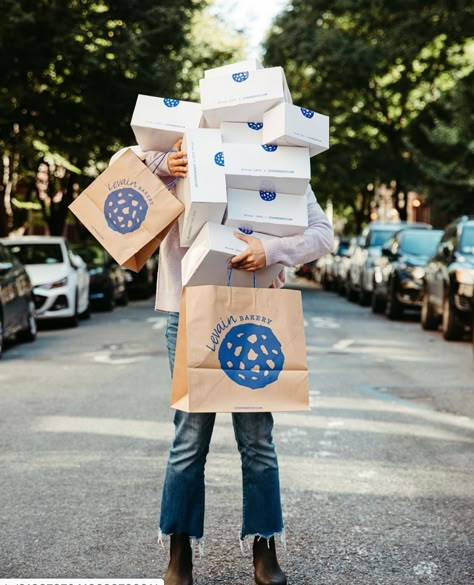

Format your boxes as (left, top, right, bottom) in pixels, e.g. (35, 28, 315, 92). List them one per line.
(372, 228, 443, 318)
(421, 216, 474, 340)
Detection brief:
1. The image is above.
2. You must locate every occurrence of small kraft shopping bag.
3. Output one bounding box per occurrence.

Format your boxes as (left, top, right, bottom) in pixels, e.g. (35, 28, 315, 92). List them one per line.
(69, 149, 184, 271)
(171, 277, 310, 413)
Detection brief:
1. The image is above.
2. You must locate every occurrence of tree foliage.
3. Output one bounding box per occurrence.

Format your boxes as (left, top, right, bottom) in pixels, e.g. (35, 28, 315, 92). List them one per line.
(264, 0, 474, 229)
(1, 0, 238, 236)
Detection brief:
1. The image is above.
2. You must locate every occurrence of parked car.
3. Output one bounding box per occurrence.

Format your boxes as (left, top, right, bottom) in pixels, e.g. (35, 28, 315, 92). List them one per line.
(337, 237, 358, 295)
(346, 222, 431, 305)
(0, 242, 37, 356)
(372, 228, 443, 318)
(294, 260, 317, 281)
(72, 242, 128, 311)
(124, 251, 159, 299)
(1, 236, 90, 327)
(421, 216, 474, 340)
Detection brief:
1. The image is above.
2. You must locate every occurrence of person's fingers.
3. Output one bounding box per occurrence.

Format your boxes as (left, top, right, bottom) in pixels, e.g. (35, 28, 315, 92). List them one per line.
(233, 232, 253, 244)
(171, 138, 183, 151)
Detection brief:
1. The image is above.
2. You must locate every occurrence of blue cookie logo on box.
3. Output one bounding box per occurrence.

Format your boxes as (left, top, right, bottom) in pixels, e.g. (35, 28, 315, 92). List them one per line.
(248, 122, 263, 131)
(262, 144, 278, 152)
(214, 151, 225, 166)
(301, 107, 314, 119)
(104, 188, 148, 234)
(232, 71, 249, 83)
(260, 190, 277, 202)
(238, 227, 254, 235)
(163, 98, 180, 108)
(218, 324, 285, 390)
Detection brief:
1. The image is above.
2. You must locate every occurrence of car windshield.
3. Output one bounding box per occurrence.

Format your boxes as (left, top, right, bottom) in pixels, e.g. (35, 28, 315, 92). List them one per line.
(73, 245, 105, 266)
(459, 226, 474, 255)
(399, 231, 442, 256)
(337, 242, 349, 255)
(368, 229, 397, 248)
(8, 243, 64, 265)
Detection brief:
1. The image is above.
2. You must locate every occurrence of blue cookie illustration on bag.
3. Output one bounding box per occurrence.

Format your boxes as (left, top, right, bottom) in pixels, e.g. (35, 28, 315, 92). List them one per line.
(214, 151, 225, 166)
(218, 324, 285, 390)
(163, 98, 180, 108)
(259, 190, 277, 202)
(247, 122, 263, 131)
(301, 107, 314, 119)
(104, 188, 148, 234)
(262, 144, 278, 152)
(238, 227, 254, 235)
(232, 71, 249, 83)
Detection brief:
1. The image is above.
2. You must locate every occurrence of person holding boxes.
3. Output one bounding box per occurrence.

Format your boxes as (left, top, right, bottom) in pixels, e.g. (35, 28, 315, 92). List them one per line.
(115, 136, 332, 584)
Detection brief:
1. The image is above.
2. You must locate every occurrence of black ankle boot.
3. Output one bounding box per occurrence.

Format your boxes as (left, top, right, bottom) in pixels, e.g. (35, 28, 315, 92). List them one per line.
(164, 534, 193, 585)
(253, 536, 287, 585)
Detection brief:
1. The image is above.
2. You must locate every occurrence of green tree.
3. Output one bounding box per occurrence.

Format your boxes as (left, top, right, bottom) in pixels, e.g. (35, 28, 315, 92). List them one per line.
(0, 0, 204, 236)
(264, 0, 474, 229)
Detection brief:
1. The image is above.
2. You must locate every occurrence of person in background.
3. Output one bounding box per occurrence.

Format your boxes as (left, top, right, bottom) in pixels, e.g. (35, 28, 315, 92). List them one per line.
(111, 141, 333, 585)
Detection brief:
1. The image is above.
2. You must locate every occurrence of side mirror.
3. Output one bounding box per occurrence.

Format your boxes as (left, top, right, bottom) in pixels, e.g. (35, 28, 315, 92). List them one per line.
(0, 261, 13, 275)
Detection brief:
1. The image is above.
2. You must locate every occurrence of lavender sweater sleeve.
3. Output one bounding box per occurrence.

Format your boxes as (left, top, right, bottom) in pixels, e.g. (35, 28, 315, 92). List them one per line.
(263, 185, 334, 267)
(109, 145, 171, 177)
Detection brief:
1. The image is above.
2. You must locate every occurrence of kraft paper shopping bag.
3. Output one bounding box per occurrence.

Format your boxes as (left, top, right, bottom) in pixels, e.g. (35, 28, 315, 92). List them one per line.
(69, 149, 184, 271)
(171, 284, 310, 412)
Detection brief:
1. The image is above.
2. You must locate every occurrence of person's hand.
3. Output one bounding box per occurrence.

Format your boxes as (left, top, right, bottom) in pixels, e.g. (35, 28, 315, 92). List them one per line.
(231, 232, 267, 271)
(166, 138, 188, 177)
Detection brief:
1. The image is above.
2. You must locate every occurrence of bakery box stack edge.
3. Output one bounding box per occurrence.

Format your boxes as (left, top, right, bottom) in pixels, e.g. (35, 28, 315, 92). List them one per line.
(86, 57, 331, 285)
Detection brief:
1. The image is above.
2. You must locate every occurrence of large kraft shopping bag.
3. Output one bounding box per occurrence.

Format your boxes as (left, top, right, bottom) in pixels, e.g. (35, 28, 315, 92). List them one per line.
(171, 285, 310, 412)
(69, 149, 184, 271)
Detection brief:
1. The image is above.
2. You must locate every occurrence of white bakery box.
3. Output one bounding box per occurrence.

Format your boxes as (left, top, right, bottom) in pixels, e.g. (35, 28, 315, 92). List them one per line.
(262, 102, 330, 157)
(222, 141, 310, 195)
(200, 67, 292, 128)
(131, 94, 202, 152)
(182, 222, 284, 288)
(175, 129, 227, 247)
(224, 188, 308, 237)
(204, 58, 264, 78)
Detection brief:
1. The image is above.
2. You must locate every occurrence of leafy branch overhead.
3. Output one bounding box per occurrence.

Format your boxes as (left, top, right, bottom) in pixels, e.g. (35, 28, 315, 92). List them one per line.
(264, 0, 474, 228)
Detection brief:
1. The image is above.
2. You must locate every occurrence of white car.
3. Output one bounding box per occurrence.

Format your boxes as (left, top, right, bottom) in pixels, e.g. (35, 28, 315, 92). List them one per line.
(0, 236, 90, 327)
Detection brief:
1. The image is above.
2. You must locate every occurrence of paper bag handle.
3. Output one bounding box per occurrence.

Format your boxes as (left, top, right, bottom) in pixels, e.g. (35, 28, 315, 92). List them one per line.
(147, 150, 181, 189)
(227, 262, 257, 288)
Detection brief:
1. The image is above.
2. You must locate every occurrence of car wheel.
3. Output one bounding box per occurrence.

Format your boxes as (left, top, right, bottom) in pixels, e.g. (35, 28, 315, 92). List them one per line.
(421, 286, 438, 330)
(385, 280, 403, 320)
(18, 300, 37, 342)
(359, 285, 371, 306)
(347, 278, 358, 302)
(66, 293, 80, 328)
(371, 284, 385, 314)
(80, 302, 91, 320)
(441, 294, 464, 341)
(102, 294, 115, 312)
(0, 312, 4, 358)
(116, 290, 128, 307)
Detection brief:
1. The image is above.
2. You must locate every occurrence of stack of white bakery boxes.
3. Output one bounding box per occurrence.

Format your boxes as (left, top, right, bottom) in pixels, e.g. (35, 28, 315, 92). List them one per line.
(129, 58, 330, 288)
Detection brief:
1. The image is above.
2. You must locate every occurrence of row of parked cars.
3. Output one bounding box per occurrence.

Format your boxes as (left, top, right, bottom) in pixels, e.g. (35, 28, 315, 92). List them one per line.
(0, 236, 159, 357)
(313, 215, 474, 342)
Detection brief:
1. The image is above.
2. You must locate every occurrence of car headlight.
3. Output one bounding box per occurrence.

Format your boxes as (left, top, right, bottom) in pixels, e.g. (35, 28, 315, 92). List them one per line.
(39, 277, 68, 289)
(412, 267, 425, 280)
(456, 268, 474, 285)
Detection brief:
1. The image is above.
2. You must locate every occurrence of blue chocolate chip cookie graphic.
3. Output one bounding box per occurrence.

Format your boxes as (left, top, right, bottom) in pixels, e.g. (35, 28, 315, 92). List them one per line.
(232, 71, 249, 83)
(248, 122, 263, 131)
(218, 324, 285, 390)
(300, 107, 314, 119)
(262, 144, 278, 152)
(214, 151, 225, 166)
(238, 227, 254, 235)
(163, 98, 180, 108)
(104, 188, 148, 234)
(260, 190, 277, 202)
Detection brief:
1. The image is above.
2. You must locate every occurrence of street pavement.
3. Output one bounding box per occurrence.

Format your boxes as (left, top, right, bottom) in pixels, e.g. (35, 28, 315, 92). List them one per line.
(0, 281, 473, 584)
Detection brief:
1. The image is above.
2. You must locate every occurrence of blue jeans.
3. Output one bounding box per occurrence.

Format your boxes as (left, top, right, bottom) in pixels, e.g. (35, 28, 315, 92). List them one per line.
(159, 312, 284, 541)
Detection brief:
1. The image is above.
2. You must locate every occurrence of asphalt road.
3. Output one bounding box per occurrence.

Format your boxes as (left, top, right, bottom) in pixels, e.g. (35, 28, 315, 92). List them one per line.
(0, 282, 473, 584)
